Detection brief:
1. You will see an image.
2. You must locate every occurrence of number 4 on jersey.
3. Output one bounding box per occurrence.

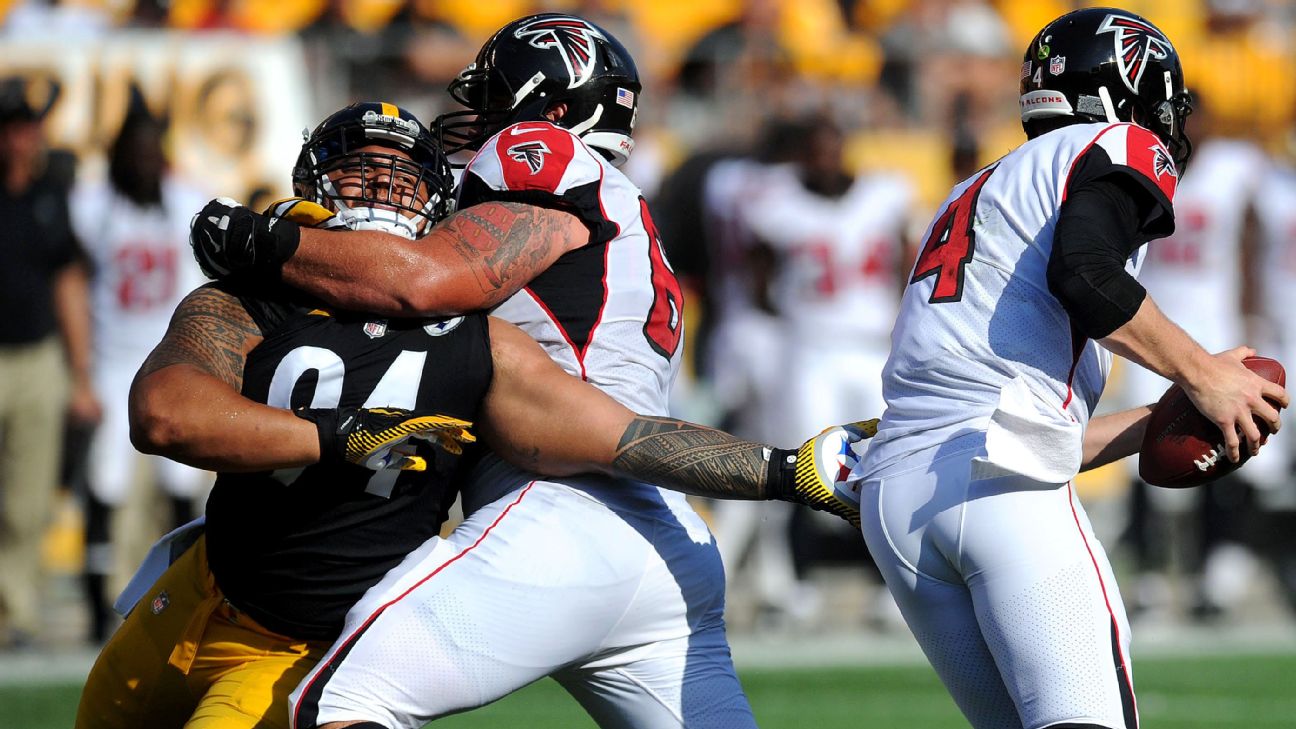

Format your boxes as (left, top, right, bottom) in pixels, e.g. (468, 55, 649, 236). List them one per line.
(910, 165, 996, 303)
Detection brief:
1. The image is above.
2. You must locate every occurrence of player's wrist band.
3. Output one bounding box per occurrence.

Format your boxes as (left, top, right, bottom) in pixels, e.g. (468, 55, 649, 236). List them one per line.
(295, 407, 350, 466)
(255, 213, 301, 271)
(765, 447, 799, 501)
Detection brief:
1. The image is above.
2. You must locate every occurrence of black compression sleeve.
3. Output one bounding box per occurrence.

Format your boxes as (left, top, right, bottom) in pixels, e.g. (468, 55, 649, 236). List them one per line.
(1047, 176, 1151, 339)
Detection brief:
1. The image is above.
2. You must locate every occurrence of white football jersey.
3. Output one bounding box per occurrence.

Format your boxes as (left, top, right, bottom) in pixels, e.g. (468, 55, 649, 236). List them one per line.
(865, 122, 1178, 473)
(700, 157, 773, 321)
(744, 170, 912, 342)
(1134, 138, 1264, 353)
(459, 122, 683, 416)
(70, 177, 209, 368)
(1254, 161, 1296, 354)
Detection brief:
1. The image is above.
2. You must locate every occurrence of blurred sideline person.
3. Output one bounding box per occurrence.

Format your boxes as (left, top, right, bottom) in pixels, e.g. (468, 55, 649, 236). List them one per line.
(77, 101, 866, 729)
(854, 9, 1285, 729)
(70, 101, 211, 643)
(654, 117, 817, 627)
(744, 113, 911, 448)
(1117, 96, 1271, 620)
(0, 77, 96, 650)
(739, 113, 912, 623)
(1250, 131, 1296, 611)
(188, 14, 786, 729)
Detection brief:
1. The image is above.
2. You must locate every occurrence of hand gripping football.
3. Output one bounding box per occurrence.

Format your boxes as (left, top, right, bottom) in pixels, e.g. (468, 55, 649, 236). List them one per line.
(1139, 356, 1286, 488)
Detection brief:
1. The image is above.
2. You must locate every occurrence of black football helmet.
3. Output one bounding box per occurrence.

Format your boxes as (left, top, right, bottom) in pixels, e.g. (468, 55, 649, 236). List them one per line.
(293, 101, 454, 239)
(436, 13, 641, 166)
(1020, 7, 1193, 168)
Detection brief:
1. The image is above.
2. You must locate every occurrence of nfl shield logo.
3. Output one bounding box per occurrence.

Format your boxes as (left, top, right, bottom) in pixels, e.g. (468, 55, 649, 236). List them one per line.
(1049, 56, 1066, 75)
(151, 591, 170, 615)
(364, 320, 388, 339)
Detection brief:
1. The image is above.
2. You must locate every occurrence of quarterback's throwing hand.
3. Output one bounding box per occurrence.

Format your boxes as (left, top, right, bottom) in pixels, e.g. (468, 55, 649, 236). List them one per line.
(190, 197, 302, 279)
(297, 407, 477, 472)
(766, 419, 878, 528)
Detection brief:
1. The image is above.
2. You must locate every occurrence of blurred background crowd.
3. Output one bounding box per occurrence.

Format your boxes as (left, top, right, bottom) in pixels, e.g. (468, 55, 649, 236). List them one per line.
(2, 0, 1296, 651)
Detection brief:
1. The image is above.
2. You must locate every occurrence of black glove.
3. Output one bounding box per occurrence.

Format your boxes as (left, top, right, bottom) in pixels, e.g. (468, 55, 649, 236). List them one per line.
(765, 419, 878, 529)
(296, 407, 476, 472)
(190, 197, 302, 279)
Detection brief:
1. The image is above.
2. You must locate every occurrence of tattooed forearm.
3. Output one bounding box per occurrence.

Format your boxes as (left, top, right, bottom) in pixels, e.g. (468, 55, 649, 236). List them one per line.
(137, 285, 261, 389)
(611, 416, 771, 500)
(443, 202, 573, 307)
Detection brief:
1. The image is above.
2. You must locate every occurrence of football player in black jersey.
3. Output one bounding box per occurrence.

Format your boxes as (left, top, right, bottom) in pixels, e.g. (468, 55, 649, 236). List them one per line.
(75, 102, 869, 729)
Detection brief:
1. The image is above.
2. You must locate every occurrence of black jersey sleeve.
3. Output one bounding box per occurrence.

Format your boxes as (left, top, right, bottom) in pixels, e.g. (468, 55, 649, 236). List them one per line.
(1048, 174, 1154, 339)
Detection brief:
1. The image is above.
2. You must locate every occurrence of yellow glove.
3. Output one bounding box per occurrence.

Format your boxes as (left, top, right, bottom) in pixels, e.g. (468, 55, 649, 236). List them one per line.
(261, 197, 341, 228)
(297, 407, 476, 472)
(767, 419, 878, 529)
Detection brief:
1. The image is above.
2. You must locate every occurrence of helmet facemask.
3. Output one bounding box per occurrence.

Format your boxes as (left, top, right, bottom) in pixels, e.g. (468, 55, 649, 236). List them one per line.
(438, 61, 533, 158)
(294, 107, 454, 239)
(1144, 89, 1194, 170)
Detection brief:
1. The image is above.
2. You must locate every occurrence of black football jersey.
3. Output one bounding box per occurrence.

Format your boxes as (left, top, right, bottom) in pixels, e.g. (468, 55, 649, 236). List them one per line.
(203, 281, 493, 640)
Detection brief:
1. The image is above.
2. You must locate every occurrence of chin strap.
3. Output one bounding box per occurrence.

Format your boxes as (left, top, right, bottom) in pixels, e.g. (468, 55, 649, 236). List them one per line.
(1097, 86, 1120, 123)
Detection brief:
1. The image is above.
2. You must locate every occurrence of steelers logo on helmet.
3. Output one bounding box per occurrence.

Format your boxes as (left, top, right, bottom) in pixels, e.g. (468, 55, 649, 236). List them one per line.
(436, 12, 641, 168)
(293, 102, 455, 240)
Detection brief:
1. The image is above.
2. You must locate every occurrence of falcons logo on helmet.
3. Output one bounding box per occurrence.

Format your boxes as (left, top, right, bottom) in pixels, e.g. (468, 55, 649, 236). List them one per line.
(506, 140, 551, 174)
(1097, 14, 1173, 95)
(514, 16, 607, 89)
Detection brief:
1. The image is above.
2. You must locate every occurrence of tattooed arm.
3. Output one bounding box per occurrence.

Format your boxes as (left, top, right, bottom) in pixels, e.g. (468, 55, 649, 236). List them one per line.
(129, 284, 322, 471)
(282, 202, 589, 317)
(481, 319, 802, 503)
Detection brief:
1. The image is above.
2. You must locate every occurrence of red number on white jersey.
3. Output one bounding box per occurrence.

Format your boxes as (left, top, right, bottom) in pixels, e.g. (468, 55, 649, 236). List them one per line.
(640, 198, 683, 359)
(910, 165, 997, 303)
(115, 244, 178, 312)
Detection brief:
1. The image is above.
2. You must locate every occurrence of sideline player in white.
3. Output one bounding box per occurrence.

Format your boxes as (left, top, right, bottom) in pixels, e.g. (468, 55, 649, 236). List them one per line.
(743, 113, 912, 450)
(188, 14, 801, 729)
(735, 114, 911, 622)
(69, 107, 209, 638)
(1253, 150, 1296, 489)
(1118, 107, 1271, 615)
(855, 9, 1286, 729)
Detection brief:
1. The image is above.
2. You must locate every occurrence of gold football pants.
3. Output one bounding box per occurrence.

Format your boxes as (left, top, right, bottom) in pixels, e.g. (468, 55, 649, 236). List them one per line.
(75, 536, 330, 729)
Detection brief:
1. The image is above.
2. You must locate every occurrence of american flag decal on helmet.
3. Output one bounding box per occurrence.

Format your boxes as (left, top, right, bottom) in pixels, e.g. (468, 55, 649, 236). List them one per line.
(514, 16, 607, 90)
(1096, 14, 1173, 95)
(506, 140, 552, 174)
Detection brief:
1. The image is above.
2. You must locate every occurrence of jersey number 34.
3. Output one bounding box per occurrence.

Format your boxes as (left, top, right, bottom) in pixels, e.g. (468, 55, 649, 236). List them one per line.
(910, 165, 996, 304)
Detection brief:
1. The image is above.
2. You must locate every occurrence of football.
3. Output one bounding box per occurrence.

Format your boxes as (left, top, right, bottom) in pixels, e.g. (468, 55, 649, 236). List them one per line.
(1138, 356, 1286, 488)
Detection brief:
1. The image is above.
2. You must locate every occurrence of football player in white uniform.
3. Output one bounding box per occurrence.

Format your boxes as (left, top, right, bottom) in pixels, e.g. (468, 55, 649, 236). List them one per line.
(855, 9, 1286, 729)
(69, 107, 209, 640)
(188, 14, 840, 729)
(743, 114, 912, 451)
(79, 101, 867, 729)
(1118, 111, 1271, 616)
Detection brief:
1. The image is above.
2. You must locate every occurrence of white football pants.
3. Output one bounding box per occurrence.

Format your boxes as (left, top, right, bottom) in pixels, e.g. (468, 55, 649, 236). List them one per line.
(859, 438, 1138, 729)
(290, 479, 755, 729)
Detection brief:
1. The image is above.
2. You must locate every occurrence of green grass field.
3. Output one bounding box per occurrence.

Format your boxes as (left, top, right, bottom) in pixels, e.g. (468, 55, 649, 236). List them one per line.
(6, 652, 1295, 728)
